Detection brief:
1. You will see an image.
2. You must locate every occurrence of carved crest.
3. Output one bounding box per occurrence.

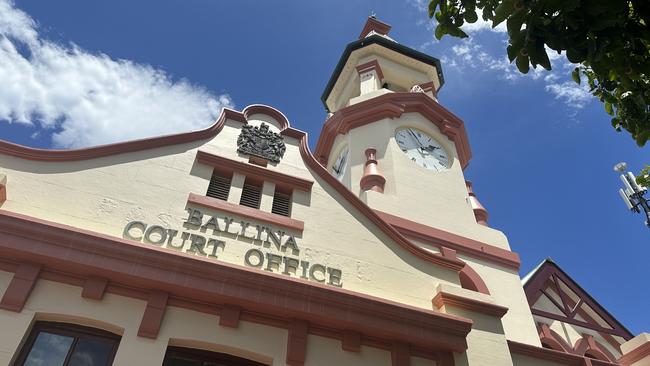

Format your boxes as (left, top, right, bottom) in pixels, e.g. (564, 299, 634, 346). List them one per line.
(237, 123, 286, 163)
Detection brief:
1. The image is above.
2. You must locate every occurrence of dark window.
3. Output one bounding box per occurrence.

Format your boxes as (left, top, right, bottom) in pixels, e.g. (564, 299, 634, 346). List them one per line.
(15, 322, 120, 366)
(163, 346, 266, 366)
(271, 187, 291, 217)
(206, 170, 232, 201)
(239, 178, 262, 209)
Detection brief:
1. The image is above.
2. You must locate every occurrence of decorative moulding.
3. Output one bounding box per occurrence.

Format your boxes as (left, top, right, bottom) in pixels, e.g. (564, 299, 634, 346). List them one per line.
(314, 92, 472, 170)
(360, 148, 386, 193)
(355, 60, 384, 81)
(0, 209, 473, 353)
(374, 209, 520, 270)
(358, 16, 392, 39)
(187, 193, 305, 232)
(196, 150, 313, 192)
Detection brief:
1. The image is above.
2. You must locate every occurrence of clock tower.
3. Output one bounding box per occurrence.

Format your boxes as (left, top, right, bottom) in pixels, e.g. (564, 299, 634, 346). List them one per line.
(315, 16, 507, 247)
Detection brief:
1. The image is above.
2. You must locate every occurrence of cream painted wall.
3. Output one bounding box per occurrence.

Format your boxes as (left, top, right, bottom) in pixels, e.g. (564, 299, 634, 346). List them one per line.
(0, 115, 461, 313)
(328, 112, 510, 250)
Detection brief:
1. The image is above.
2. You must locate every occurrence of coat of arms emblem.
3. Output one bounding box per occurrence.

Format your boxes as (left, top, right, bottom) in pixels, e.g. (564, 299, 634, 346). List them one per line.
(237, 123, 286, 163)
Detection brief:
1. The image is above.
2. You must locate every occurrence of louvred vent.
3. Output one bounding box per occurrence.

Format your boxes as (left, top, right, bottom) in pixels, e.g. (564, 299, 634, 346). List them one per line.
(206, 170, 231, 201)
(272, 191, 291, 217)
(239, 182, 262, 209)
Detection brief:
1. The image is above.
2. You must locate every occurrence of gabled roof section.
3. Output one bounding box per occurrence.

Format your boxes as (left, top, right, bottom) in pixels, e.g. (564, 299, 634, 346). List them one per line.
(523, 259, 632, 340)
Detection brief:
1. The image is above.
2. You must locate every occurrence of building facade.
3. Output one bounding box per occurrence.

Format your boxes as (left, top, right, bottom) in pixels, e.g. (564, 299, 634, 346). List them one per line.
(0, 16, 648, 366)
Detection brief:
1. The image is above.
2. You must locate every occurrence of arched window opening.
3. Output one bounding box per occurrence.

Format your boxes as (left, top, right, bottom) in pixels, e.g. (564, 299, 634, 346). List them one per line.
(14, 321, 121, 366)
(163, 346, 267, 366)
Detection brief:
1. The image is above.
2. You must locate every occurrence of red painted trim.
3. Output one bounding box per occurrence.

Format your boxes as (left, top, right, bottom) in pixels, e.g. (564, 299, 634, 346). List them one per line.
(360, 148, 386, 193)
(137, 291, 168, 339)
(81, 277, 108, 300)
(196, 150, 313, 192)
(459, 264, 490, 295)
(524, 261, 632, 339)
(618, 341, 650, 365)
(574, 335, 617, 363)
(375, 209, 521, 270)
(391, 342, 410, 366)
(432, 291, 508, 318)
(219, 304, 241, 328)
(342, 330, 361, 352)
(187, 193, 305, 232)
(0, 209, 473, 352)
(314, 92, 472, 170)
(286, 320, 308, 366)
(507, 340, 619, 366)
(0, 184, 6, 204)
(0, 262, 41, 312)
(243, 104, 290, 130)
(356, 60, 384, 81)
(359, 17, 392, 39)
(538, 323, 573, 353)
(0, 104, 289, 162)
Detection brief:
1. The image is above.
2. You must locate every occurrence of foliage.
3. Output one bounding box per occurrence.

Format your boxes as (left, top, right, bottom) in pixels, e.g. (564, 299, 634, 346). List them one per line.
(638, 165, 650, 188)
(427, 0, 650, 146)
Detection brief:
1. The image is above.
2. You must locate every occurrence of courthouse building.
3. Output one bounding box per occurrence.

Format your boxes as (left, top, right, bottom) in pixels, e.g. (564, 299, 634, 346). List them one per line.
(0, 16, 648, 366)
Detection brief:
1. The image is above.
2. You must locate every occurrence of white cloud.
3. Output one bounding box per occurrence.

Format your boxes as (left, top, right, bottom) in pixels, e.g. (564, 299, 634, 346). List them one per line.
(461, 17, 507, 34)
(0, 0, 233, 148)
(545, 82, 592, 109)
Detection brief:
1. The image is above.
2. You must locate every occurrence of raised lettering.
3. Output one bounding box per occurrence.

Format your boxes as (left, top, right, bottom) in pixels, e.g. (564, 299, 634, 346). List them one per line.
(187, 234, 208, 256)
(244, 248, 264, 268)
(168, 232, 190, 250)
(327, 267, 343, 287)
(309, 264, 326, 283)
(299, 261, 310, 279)
(282, 257, 300, 275)
(265, 253, 282, 272)
(123, 221, 146, 241)
(143, 225, 167, 245)
(264, 229, 284, 251)
(184, 208, 203, 227)
(282, 235, 300, 255)
(207, 239, 226, 258)
(201, 215, 221, 234)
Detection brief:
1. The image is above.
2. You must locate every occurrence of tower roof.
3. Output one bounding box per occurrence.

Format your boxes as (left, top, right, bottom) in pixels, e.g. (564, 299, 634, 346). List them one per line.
(321, 19, 445, 112)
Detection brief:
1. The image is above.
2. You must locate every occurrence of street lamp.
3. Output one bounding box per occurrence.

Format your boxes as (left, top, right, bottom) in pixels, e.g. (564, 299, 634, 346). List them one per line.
(614, 162, 650, 228)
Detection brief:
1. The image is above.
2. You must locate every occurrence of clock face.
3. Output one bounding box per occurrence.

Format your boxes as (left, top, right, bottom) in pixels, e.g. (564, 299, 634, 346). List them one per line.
(395, 128, 450, 171)
(330, 147, 349, 180)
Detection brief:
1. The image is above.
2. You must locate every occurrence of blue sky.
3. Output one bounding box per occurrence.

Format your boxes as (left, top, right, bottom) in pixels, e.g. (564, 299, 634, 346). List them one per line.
(1, 1, 648, 334)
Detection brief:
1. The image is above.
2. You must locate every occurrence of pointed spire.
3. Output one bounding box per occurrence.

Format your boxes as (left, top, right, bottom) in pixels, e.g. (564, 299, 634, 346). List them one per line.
(466, 181, 489, 226)
(359, 16, 392, 39)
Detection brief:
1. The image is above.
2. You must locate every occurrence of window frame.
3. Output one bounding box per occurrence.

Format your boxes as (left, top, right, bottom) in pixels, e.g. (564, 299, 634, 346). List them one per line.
(162, 346, 267, 366)
(14, 321, 121, 366)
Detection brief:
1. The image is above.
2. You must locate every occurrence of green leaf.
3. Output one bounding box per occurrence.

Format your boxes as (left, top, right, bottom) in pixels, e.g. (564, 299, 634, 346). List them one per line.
(566, 47, 586, 63)
(448, 26, 469, 38)
(492, 0, 514, 28)
(515, 54, 530, 74)
(507, 44, 518, 62)
(428, 0, 439, 18)
(465, 9, 478, 23)
(435, 25, 445, 40)
(605, 102, 614, 115)
(506, 10, 525, 35)
(572, 68, 581, 84)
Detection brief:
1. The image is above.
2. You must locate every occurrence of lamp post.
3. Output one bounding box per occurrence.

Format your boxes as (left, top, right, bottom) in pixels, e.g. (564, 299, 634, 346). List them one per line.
(614, 162, 650, 228)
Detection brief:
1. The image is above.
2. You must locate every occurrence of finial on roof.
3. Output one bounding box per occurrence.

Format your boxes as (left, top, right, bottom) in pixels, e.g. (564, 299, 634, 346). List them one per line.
(359, 16, 392, 39)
